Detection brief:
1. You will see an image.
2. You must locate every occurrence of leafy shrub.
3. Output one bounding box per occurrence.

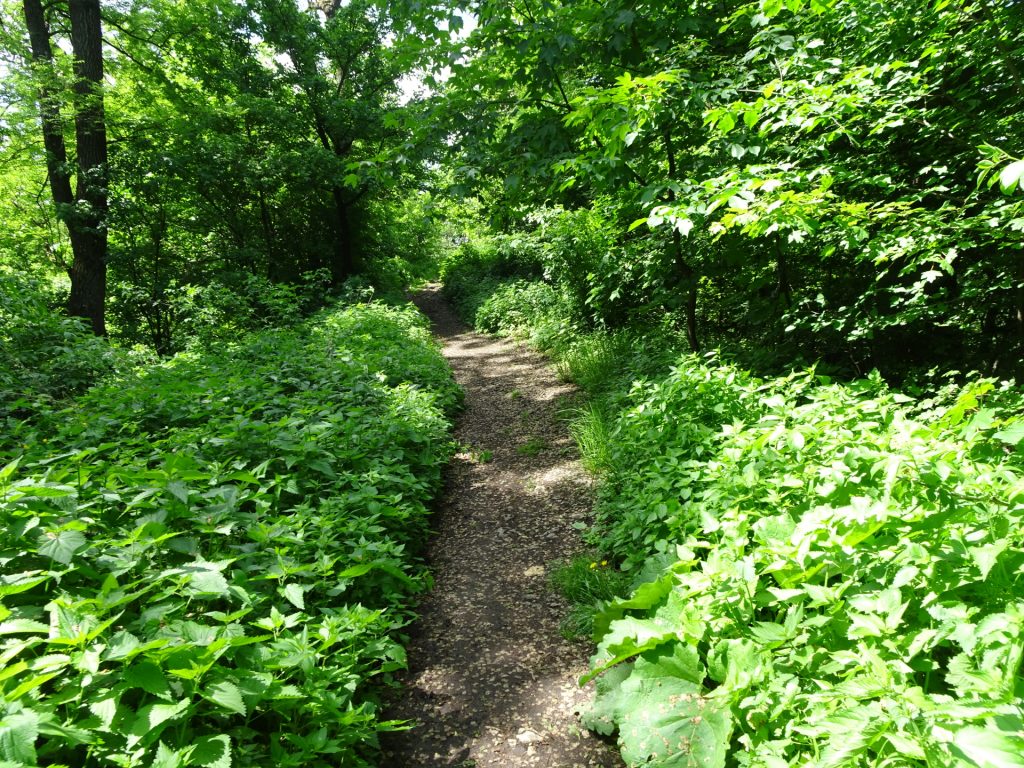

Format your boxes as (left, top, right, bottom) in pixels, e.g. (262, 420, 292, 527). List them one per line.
(0, 270, 119, 415)
(440, 260, 1024, 764)
(474, 280, 570, 341)
(580, 359, 1024, 767)
(441, 237, 579, 348)
(0, 301, 458, 767)
(108, 270, 331, 355)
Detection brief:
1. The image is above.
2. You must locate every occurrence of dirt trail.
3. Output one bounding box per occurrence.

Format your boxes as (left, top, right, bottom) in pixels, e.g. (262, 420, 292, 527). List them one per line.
(382, 287, 622, 768)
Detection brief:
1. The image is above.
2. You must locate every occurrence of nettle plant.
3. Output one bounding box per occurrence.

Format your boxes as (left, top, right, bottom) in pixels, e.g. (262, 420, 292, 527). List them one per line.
(583, 357, 1024, 767)
(0, 302, 458, 767)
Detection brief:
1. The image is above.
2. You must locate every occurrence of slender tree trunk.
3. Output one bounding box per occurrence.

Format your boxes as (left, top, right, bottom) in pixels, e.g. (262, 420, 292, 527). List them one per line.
(22, 0, 75, 228)
(664, 126, 700, 352)
(673, 228, 700, 352)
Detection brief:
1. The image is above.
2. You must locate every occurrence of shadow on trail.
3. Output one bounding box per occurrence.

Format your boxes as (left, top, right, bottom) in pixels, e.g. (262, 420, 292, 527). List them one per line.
(381, 287, 621, 768)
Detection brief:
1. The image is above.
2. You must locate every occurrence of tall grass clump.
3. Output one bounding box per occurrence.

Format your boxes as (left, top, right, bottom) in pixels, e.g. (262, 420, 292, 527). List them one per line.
(549, 554, 631, 640)
(555, 333, 632, 392)
(567, 400, 615, 474)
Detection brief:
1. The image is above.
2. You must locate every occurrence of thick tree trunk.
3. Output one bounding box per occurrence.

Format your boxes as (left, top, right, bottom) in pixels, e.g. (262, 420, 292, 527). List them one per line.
(67, 0, 108, 335)
(330, 186, 355, 285)
(22, 0, 108, 336)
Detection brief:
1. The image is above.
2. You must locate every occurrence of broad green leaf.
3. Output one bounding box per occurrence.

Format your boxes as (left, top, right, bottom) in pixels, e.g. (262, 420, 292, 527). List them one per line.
(190, 734, 231, 768)
(815, 705, 890, 768)
(993, 422, 1024, 446)
(998, 160, 1024, 195)
(130, 700, 191, 745)
(37, 530, 87, 565)
(126, 662, 171, 698)
(0, 572, 49, 597)
(152, 742, 186, 768)
(0, 458, 19, 482)
(165, 481, 190, 504)
(593, 573, 674, 638)
(0, 620, 48, 635)
(187, 570, 229, 597)
(282, 583, 305, 611)
(205, 681, 246, 716)
(336, 560, 415, 587)
(949, 726, 1024, 768)
(583, 617, 677, 684)
(588, 644, 732, 768)
(0, 710, 38, 764)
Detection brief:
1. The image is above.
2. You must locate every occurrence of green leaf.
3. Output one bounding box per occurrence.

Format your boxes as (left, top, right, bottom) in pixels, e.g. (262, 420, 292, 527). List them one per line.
(593, 573, 674, 638)
(282, 583, 305, 611)
(126, 662, 171, 698)
(993, 421, 1024, 447)
(0, 572, 49, 597)
(337, 560, 416, 587)
(205, 681, 246, 716)
(187, 570, 229, 597)
(165, 481, 190, 504)
(815, 705, 890, 768)
(950, 726, 1024, 768)
(152, 742, 186, 768)
(998, 160, 1024, 195)
(0, 619, 49, 635)
(0, 458, 19, 482)
(586, 644, 732, 768)
(583, 616, 677, 684)
(130, 700, 191, 744)
(37, 529, 87, 565)
(190, 735, 231, 768)
(0, 710, 38, 764)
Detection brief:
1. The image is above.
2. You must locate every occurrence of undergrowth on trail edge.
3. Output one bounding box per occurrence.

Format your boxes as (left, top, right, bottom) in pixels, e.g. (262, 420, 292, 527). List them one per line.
(443, 253, 1024, 768)
(0, 301, 459, 768)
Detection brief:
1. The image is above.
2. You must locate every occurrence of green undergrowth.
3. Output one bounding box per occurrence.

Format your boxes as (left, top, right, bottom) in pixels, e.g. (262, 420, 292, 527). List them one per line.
(439, 237, 578, 350)
(0, 301, 459, 767)
(1, 271, 131, 424)
(443, 267, 1024, 767)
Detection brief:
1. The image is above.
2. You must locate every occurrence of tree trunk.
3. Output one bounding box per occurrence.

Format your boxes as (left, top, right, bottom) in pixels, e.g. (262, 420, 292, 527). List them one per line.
(673, 229, 701, 353)
(330, 186, 355, 285)
(22, 0, 108, 336)
(664, 126, 700, 352)
(67, 0, 108, 335)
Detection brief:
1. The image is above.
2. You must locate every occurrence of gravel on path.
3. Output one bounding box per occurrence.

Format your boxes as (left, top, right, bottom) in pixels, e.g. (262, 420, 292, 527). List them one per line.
(381, 287, 623, 768)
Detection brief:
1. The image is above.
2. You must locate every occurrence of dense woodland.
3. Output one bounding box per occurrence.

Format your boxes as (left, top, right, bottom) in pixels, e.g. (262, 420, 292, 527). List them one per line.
(1, 0, 1023, 766)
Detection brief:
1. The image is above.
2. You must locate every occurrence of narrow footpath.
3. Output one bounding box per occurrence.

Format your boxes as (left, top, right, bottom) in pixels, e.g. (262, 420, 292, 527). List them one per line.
(383, 287, 622, 768)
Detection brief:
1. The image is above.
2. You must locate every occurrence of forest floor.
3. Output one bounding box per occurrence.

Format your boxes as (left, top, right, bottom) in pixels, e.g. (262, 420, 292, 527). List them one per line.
(382, 287, 622, 768)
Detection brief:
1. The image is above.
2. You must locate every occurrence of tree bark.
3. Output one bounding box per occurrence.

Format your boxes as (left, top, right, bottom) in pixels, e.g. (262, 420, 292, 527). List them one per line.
(22, 0, 75, 225)
(331, 186, 355, 284)
(22, 0, 109, 335)
(67, 0, 108, 335)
